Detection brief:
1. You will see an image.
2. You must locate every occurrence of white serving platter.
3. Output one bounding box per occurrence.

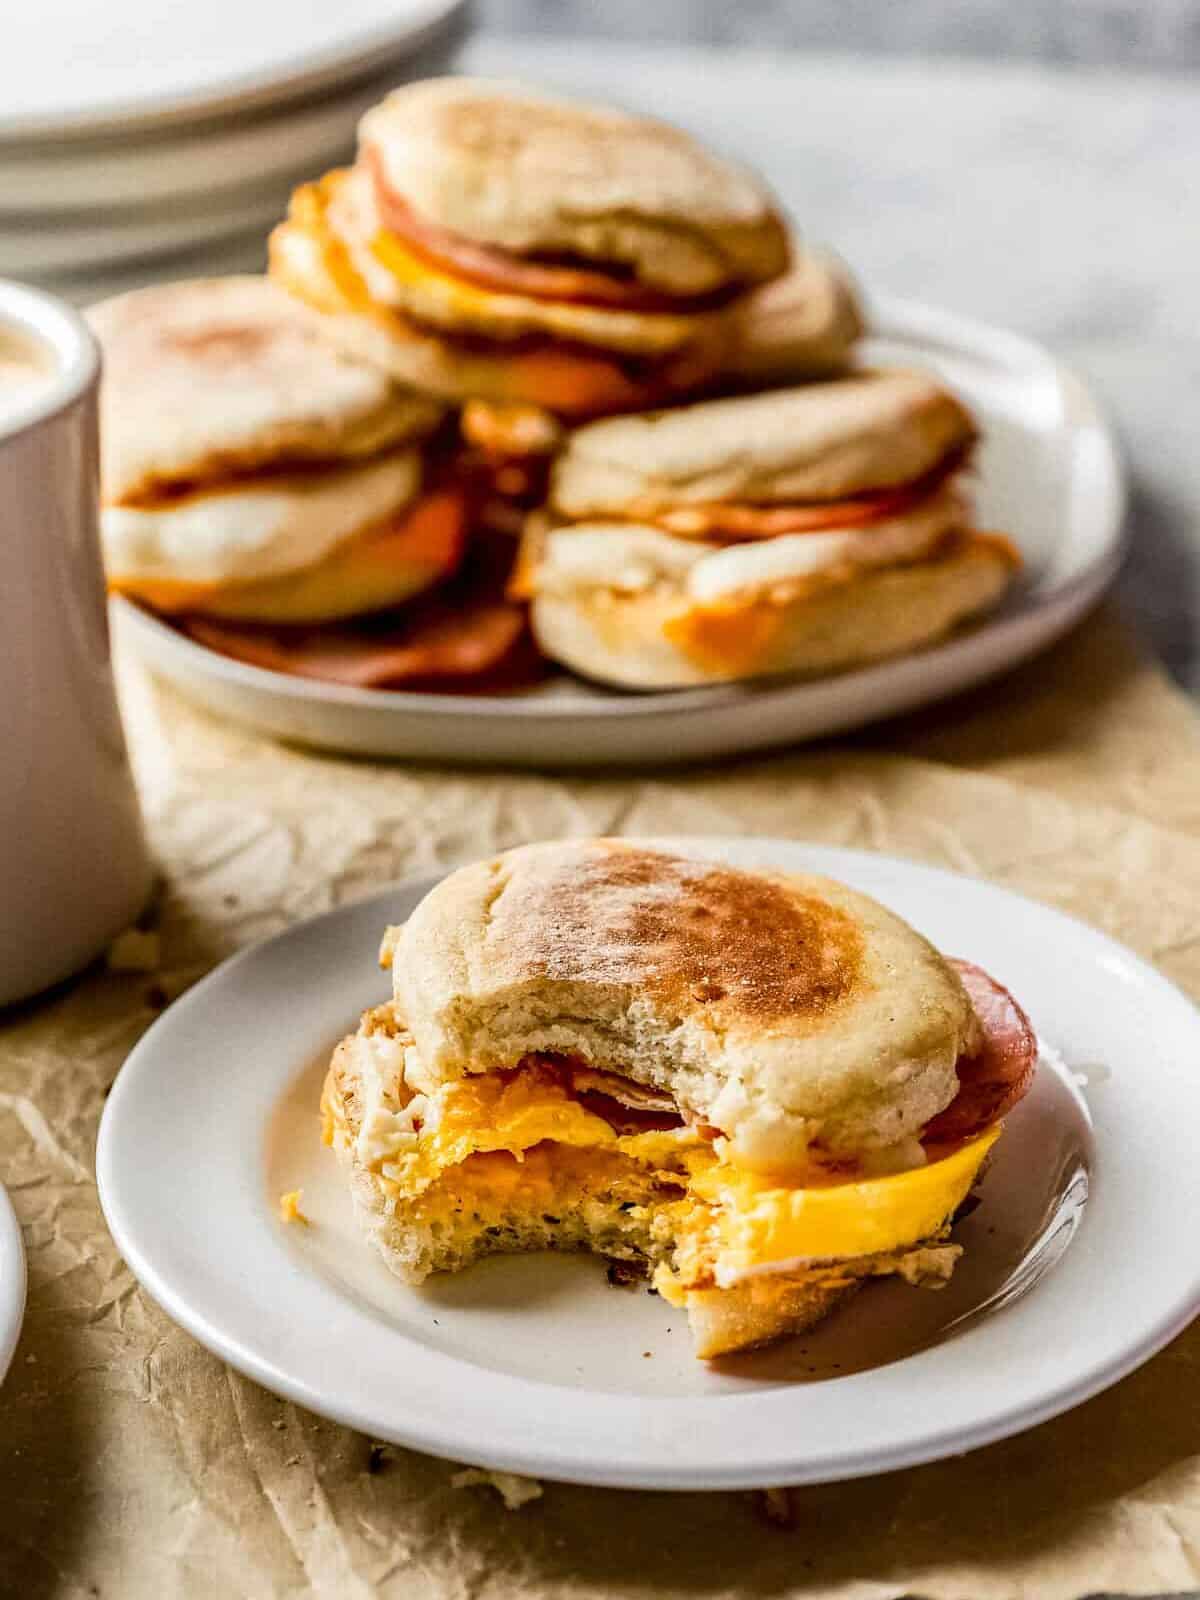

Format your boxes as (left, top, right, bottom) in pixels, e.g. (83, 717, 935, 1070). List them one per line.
(96, 840, 1200, 1490)
(1, 0, 466, 142)
(115, 294, 1126, 767)
(0, 187, 289, 279)
(0, 76, 390, 216)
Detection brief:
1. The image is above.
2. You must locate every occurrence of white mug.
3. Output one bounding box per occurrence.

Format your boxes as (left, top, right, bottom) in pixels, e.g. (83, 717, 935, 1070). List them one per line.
(0, 280, 151, 1007)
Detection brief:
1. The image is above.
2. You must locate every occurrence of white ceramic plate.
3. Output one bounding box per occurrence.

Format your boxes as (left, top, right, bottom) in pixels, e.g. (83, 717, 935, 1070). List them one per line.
(0, 51, 460, 216)
(115, 295, 1127, 768)
(96, 839, 1200, 1491)
(0, 187, 290, 279)
(0, 83, 375, 218)
(2, 0, 465, 142)
(0, 1183, 27, 1385)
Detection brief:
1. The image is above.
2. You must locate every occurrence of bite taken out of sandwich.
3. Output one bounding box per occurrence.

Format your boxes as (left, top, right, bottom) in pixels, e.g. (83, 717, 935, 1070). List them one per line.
(322, 840, 1037, 1360)
(269, 77, 860, 424)
(90, 276, 535, 691)
(515, 369, 1021, 689)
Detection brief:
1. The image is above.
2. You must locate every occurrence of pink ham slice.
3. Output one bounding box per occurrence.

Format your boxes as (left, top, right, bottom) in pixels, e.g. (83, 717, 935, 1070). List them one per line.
(923, 960, 1038, 1144)
(568, 1065, 678, 1113)
(645, 444, 973, 542)
(365, 146, 742, 314)
(185, 601, 526, 689)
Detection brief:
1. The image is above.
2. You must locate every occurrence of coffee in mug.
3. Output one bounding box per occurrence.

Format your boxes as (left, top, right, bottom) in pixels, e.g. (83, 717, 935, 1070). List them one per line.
(0, 324, 55, 423)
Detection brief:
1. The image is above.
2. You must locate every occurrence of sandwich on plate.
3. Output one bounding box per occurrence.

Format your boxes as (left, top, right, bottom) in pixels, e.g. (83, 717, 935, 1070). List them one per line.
(515, 369, 1021, 688)
(323, 840, 1037, 1359)
(90, 276, 534, 690)
(720, 250, 865, 390)
(269, 77, 860, 426)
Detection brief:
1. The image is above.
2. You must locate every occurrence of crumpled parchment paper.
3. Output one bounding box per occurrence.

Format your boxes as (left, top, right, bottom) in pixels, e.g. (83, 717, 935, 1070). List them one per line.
(1, 604, 1197, 1600)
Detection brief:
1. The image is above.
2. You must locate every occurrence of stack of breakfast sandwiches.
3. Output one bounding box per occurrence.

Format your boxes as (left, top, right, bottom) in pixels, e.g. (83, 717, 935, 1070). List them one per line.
(91, 77, 1020, 693)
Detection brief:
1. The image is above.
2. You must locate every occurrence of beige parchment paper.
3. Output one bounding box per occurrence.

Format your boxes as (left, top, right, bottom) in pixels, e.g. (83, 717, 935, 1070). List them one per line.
(2, 604, 1198, 1599)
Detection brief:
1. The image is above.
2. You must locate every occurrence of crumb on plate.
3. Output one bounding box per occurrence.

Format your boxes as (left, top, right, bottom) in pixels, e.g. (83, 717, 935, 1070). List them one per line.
(758, 1486, 795, 1527)
(106, 928, 162, 973)
(451, 1468, 543, 1510)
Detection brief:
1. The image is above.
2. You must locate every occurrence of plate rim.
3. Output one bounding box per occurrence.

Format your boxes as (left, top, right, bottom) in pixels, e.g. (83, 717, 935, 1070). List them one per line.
(0, 1183, 27, 1386)
(113, 290, 1127, 727)
(0, 74, 407, 218)
(0, 0, 466, 144)
(96, 840, 1200, 1489)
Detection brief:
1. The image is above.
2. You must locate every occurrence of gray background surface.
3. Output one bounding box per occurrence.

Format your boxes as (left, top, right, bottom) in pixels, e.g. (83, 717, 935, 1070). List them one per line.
(480, 0, 1200, 70)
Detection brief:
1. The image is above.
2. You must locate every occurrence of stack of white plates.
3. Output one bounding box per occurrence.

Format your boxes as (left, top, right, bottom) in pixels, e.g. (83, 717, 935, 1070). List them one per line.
(2, 0, 468, 304)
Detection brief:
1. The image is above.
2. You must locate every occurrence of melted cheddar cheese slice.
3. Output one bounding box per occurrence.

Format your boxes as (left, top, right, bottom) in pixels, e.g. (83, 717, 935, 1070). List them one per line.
(366, 227, 712, 354)
(344, 1034, 999, 1290)
(660, 1125, 1000, 1294)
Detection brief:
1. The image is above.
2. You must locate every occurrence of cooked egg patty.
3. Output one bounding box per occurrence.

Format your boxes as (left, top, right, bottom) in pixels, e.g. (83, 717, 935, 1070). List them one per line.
(323, 1004, 996, 1315)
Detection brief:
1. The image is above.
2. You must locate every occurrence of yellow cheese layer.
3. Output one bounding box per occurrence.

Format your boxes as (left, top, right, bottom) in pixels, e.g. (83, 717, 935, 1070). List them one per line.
(659, 1124, 1000, 1295)
(366, 228, 708, 355)
(355, 1063, 998, 1286)
(373, 1067, 699, 1195)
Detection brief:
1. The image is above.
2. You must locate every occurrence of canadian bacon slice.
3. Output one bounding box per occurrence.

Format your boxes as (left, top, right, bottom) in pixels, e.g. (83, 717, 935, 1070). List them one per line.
(184, 601, 526, 689)
(923, 961, 1038, 1144)
(653, 486, 937, 539)
(366, 148, 740, 314)
(378, 483, 467, 573)
(567, 1065, 678, 1113)
(643, 450, 973, 542)
(277, 175, 702, 418)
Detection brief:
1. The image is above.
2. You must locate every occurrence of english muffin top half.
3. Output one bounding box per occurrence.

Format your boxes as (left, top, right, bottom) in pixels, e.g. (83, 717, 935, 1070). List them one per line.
(389, 839, 981, 1175)
(359, 77, 790, 299)
(548, 369, 976, 518)
(89, 276, 443, 508)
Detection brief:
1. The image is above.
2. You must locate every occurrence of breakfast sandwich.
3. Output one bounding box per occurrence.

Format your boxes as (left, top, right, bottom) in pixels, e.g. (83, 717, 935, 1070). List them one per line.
(516, 369, 1021, 688)
(90, 276, 536, 688)
(269, 77, 858, 422)
(91, 276, 457, 624)
(322, 840, 1037, 1359)
(722, 250, 865, 389)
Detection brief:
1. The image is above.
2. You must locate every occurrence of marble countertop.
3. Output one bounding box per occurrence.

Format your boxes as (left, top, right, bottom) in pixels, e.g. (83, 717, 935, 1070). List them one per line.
(466, 36, 1200, 693)
(478, 0, 1200, 71)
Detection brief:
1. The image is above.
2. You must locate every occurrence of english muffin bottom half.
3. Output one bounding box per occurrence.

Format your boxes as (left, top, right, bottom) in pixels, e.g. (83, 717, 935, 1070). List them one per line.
(89, 275, 466, 626)
(517, 371, 1021, 688)
(323, 840, 1037, 1358)
(269, 78, 861, 417)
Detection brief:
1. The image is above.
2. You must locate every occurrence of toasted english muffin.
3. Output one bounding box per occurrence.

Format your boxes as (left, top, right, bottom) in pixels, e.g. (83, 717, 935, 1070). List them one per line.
(88, 275, 442, 507)
(719, 251, 865, 385)
(359, 77, 790, 296)
(549, 371, 976, 520)
(324, 843, 1038, 1358)
(528, 527, 1017, 689)
(391, 839, 980, 1172)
